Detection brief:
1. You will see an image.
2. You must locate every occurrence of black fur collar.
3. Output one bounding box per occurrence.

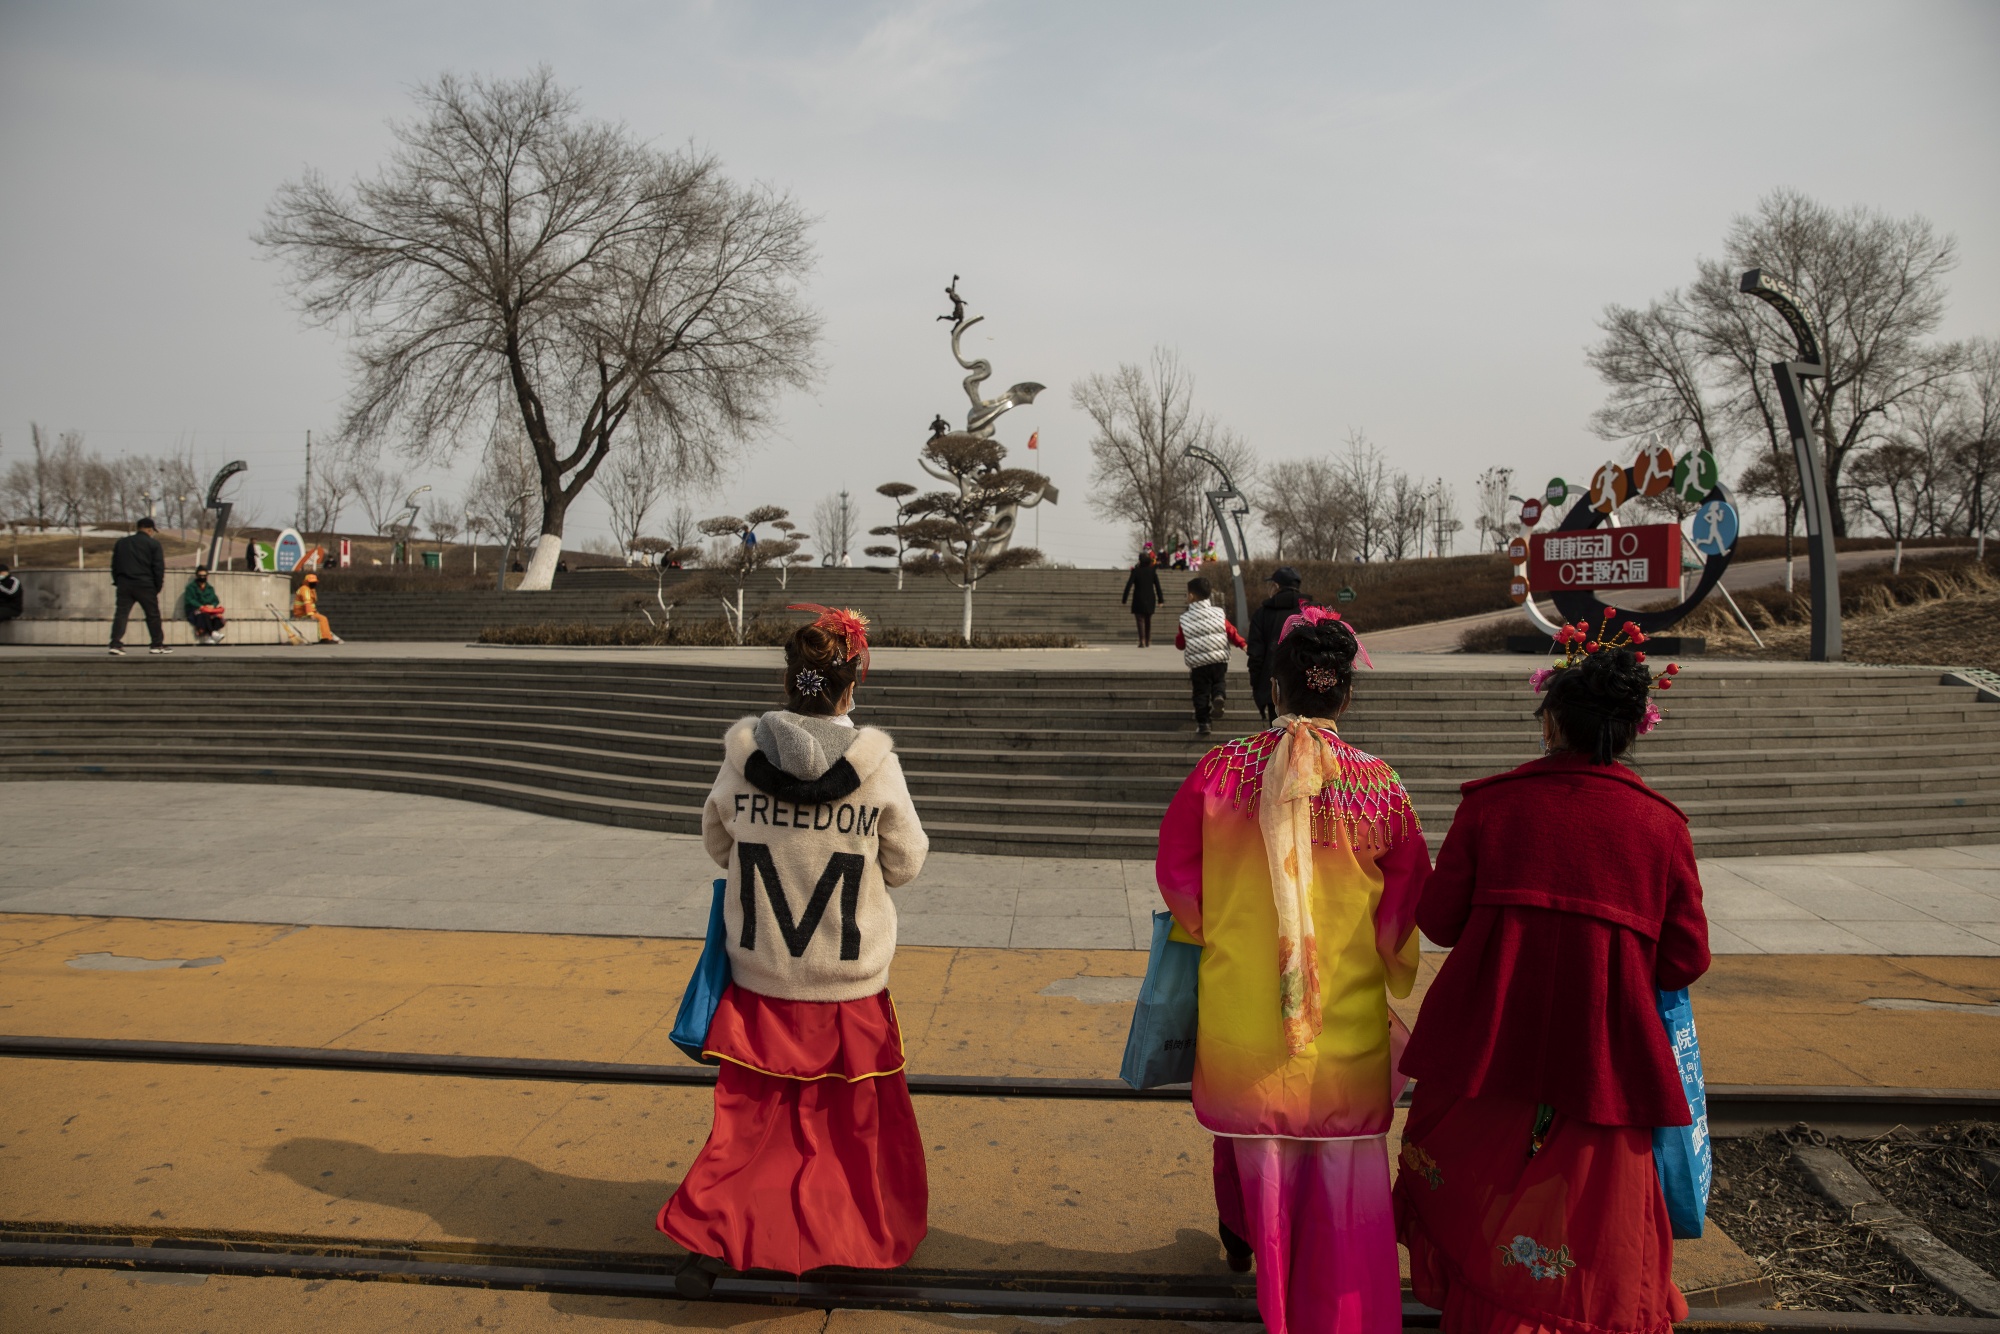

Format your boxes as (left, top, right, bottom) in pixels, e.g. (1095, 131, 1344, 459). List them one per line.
(744, 750, 863, 804)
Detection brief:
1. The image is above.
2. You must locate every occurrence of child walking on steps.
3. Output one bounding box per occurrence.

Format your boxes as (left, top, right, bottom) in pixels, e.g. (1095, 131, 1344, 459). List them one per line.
(1393, 620, 1710, 1334)
(1155, 607, 1429, 1334)
(1175, 576, 1246, 737)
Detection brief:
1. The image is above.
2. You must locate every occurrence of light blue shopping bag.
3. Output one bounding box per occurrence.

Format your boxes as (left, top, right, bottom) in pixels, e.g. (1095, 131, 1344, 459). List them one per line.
(1119, 910, 1201, 1090)
(669, 878, 731, 1065)
(1653, 987, 1711, 1238)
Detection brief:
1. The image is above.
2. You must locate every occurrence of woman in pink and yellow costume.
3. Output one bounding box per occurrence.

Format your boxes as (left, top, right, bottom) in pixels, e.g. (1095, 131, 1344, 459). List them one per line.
(1155, 609, 1430, 1334)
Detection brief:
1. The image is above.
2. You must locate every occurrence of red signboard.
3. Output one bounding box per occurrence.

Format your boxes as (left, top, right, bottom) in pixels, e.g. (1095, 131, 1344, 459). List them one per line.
(1528, 525, 1677, 591)
(1520, 498, 1543, 526)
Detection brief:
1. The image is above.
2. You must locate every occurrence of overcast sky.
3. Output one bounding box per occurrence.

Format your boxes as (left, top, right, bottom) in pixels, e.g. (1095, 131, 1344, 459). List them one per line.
(2, 1, 1995, 565)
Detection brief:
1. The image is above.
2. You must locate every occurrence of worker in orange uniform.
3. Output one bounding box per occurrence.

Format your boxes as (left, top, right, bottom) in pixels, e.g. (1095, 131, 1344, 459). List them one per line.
(292, 573, 344, 644)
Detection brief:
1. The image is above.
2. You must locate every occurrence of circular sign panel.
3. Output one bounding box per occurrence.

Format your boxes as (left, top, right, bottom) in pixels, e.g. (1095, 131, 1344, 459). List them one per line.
(1672, 449, 1720, 504)
(1544, 478, 1569, 505)
(1508, 576, 1528, 605)
(1633, 443, 1675, 497)
(1520, 498, 1544, 526)
(1505, 536, 1528, 562)
(1588, 462, 1629, 514)
(1689, 498, 1739, 558)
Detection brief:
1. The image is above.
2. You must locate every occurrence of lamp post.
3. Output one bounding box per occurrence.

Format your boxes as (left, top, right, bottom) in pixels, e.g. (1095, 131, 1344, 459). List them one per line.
(395, 485, 431, 567)
(202, 462, 248, 571)
(1186, 444, 1254, 637)
(1741, 268, 1839, 661)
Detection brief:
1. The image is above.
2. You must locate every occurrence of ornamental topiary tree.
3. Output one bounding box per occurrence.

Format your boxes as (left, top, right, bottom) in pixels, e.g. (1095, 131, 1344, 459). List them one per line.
(697, 504, 805, 642)
(867, 481, 920, 590)
(900, 433, 1048, 641)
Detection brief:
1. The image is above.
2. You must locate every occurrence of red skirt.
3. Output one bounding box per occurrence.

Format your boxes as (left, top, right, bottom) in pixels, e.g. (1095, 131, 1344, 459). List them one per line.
(1392, 1085, 1686, 1334)
(657, 985, 928, 1274)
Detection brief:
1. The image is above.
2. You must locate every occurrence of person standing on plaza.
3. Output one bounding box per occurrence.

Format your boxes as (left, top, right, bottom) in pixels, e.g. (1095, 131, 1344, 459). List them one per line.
(1122, 549, 1165, 647)
(1175, 576, 1247, 737)
(661, 605, 930, 1295)
(108, 517, 170, 656)
(1246, 567, 1311, 722)
(182, 567, 226, 645)
(0, 560, 21, 624)
(1155, 608, 1429, 1334)
(291, 573, 343, 643)
(1393, 626, 1709, 1334)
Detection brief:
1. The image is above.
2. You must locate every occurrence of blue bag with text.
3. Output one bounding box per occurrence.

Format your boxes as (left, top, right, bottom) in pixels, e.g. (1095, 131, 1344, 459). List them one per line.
(1652, 987, 1711, 1238)
(1119, 910, 1201, 1090)
(669, 878, 731, 1065)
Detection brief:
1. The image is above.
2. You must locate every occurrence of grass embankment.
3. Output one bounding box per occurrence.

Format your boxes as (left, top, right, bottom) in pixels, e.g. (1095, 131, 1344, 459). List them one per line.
(478, 621, 1081, 649)
(1462, 551, 2000, 672)
(1224, 555, 1515, 631)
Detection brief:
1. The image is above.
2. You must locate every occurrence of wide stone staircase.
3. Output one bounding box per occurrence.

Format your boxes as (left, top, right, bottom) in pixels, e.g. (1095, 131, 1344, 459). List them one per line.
(318, 566, 1149, 643)
(5, 657, 1999, 859)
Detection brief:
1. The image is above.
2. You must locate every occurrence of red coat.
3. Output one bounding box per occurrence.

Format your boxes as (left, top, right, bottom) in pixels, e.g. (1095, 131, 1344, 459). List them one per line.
(1401, 752, 1710, 1128)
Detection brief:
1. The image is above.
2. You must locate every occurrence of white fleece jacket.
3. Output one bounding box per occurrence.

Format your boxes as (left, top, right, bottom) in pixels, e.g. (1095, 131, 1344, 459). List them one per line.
(701, 713, 929, 1002)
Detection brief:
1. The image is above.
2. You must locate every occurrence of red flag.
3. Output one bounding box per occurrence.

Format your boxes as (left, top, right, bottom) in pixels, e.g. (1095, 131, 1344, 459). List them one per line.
(1026, 430, 1039, 450)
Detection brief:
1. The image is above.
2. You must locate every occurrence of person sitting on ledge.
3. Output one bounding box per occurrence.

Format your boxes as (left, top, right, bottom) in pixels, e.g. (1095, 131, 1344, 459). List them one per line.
(0, 560, 21, 623)
(291, 572, 343, 644)
(182, 567, 226, 645)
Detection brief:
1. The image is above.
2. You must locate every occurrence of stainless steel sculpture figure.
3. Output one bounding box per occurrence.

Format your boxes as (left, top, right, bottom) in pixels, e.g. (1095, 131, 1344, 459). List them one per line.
(922, 277, 1057, 559)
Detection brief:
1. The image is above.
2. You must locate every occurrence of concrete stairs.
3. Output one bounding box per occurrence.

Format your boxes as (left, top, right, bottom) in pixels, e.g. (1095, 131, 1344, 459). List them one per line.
(318, 567, 1153, 642)
(5, 657, 2000, 859)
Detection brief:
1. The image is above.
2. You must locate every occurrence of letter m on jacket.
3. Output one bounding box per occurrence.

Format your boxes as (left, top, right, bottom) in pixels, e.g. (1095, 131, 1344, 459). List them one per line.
(737, 843, 865, 959)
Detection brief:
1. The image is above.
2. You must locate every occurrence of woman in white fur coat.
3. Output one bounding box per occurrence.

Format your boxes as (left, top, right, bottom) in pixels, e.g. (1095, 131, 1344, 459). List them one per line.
(659, 607, 930, 1290)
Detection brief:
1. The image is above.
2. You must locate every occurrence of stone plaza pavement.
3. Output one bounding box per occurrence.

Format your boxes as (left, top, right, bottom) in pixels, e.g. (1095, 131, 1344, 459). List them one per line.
(4, 781, 1998, 954)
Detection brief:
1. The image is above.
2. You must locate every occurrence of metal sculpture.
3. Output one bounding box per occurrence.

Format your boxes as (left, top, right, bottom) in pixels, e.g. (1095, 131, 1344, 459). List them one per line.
(202, 460, 248, 571)
(1186, 444, 1254, 636)
(1741, 268, 1840, 661)
(923, 277, 1057, 559)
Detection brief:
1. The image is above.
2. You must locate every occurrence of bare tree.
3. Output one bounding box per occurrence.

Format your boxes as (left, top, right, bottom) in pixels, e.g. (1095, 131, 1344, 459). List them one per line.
(1383, 471, 1429, 561)
(900, 434, 1047, 641)
(1953, 338, 2000, 556)
(594, 444, 673, 560)
(1587, 295, 1728, 457)
(464, 428, 539, 572)
(1337, 430, 1389, 562)
(295, 436, 358, 536)
(662, 500, 700, 555)
(1472, 466, 1515, 552)
(1428, 479, 1462, 556)
(813, 489, 858, 566)
(352, 458, 414, 535)
(1736, 450, 1804, 589)
(0, 423, 58, 529)
(1259, 458, 1356, 561)
(697, 505, 800, 641)
(1848, 443, 1927, 572)
(1071, 348, 1251, 549)
(258, 68, 822, 591)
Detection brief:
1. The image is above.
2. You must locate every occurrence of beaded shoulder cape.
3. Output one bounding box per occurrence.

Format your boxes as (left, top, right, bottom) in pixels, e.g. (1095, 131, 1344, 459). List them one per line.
(1196, 725, 1419, 853)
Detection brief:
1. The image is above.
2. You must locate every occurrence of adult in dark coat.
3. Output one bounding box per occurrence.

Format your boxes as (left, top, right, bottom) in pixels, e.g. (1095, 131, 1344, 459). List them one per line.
(1121, 551, 1165, 647)
(1394, 647, 1709, 1334)
(108, 517, 169, 655)
(1245, 567, 1310, 722)
(0, 560, 21, 623)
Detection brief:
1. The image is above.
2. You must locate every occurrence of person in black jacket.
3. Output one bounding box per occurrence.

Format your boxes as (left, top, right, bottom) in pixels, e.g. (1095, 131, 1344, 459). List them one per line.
(108, 517, 169, 656)
(1246, 566, 1312, 722)
(0, 560, 21, 623)
(1121, 550, 1166, 647)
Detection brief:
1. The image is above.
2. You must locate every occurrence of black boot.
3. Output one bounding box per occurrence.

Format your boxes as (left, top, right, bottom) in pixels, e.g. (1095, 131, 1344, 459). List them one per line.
(1219, 1220, 1253, 1273)
(674, 1253, 725, 1299)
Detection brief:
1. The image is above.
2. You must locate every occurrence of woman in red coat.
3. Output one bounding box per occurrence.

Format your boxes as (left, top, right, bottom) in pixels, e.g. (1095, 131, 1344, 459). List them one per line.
(1394, 631, 1709, 1334)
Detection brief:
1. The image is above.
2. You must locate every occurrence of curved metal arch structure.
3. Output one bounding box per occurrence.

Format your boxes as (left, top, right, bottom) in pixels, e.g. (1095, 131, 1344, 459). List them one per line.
(1741, 267, 1840, 661)
(1541, 481, 1741, 633)
(203, 460, 248, 571)
(1185, 444, 1254, 636)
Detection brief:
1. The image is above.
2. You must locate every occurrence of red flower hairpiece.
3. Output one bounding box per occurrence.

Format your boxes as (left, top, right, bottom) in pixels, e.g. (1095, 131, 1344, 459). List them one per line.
(1277, 604, 1374, 669)
(787, 604, 871, 681)
(1530, 614, 1678, 732)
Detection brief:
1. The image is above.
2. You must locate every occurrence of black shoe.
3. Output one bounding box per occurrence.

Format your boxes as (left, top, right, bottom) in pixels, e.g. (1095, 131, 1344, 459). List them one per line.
(1213, 697, 1227, 716)
(1220, 1220, 1254, 1272)
(1197, 722, 1212, 736)
(674, 1253, 722, 1299)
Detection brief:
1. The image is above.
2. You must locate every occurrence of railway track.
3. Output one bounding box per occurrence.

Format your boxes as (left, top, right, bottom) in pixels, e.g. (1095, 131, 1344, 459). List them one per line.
(4, 1034, 1998, 1327)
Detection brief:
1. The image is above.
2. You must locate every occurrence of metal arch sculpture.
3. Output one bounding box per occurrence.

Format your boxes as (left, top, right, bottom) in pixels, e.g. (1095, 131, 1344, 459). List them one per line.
(920, 276, 1057, 560)
(1186, 443, 1254, 637)
(1741, 267, 1840, 661)
(202, 460, 248, 571)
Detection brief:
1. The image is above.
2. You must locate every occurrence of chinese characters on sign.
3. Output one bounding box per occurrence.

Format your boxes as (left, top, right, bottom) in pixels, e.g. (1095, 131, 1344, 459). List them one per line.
(1528, 525, 1678, 592)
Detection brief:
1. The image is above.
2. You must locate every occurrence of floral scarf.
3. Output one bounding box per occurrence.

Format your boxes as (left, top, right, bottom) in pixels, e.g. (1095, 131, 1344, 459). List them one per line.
(1256, 715, 1343, 1055)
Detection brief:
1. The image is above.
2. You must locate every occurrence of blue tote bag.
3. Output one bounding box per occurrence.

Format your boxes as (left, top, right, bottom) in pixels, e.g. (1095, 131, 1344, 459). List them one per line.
(669, 878, 732, 1065)
(1119, 910, 1201, 1090)
(1652, 987, 1711, 1238)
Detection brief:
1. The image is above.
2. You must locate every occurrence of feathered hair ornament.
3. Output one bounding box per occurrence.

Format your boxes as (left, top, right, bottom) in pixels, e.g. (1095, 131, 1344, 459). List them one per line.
(1529, 607, 1678, 735)
(787, 603, 871, 681)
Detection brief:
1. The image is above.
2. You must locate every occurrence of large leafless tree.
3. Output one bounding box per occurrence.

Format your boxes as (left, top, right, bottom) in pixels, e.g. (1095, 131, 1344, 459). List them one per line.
(258, 68, 821, 590)
(1071, 348, 1253, 552)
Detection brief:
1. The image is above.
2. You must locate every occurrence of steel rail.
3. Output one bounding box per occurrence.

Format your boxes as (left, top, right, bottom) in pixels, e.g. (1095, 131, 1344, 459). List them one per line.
(2, 1230, 1997, 1331)
(4, 1035, 1998, 1133)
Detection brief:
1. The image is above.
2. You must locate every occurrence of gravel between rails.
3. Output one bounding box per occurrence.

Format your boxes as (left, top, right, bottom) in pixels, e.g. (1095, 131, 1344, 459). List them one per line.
(1710, 1131, 1974, 1315)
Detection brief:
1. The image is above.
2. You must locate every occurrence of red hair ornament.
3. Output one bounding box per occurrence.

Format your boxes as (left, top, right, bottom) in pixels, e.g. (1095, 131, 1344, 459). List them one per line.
(787, 603, 871, 681)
